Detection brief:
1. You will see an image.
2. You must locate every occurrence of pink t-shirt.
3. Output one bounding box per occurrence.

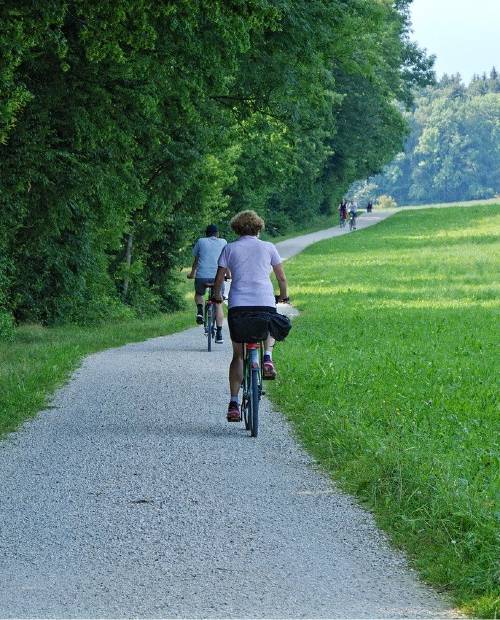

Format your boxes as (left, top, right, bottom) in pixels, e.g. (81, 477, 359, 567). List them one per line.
(218, 236, 282, 308)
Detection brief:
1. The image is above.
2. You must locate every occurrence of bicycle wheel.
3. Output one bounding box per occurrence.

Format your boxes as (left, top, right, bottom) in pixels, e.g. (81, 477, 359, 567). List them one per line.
(242, 360, 251, 431)
(249, 367, 260, 437)
(206, 304, 213, 352)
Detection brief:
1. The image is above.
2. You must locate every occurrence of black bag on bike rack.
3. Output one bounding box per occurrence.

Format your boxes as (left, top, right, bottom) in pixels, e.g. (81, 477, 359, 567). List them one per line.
(269, 313, 292, 341)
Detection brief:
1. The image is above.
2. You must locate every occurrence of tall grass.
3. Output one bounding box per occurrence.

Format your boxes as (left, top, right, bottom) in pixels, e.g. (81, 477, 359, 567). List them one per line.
(270, 205, 500, 617)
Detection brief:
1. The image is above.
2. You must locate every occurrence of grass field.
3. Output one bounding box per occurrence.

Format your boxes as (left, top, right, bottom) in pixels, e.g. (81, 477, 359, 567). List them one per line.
(402, 197, 500, 210)
(0, 277, 195, 437)
(269, 204, 499, 617)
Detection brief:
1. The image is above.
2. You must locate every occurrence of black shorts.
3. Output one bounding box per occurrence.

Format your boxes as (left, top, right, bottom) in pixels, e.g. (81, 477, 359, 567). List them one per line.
(194, 278, 225, 297)
(228, 306, 276, 343)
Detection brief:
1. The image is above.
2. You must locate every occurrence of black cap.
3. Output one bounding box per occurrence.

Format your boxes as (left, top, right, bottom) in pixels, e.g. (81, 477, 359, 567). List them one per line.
(206, 224, 218, 236)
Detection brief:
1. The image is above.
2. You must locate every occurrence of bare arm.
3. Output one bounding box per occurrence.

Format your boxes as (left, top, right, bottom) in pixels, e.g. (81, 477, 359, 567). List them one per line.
(213, 266, 226, 302)
(187, 256, 198, 279)
(273, 263, 288, 301)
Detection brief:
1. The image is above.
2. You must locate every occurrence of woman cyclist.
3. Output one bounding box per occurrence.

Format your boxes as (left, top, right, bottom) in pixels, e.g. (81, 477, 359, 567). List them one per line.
(212, 210, 288, 422)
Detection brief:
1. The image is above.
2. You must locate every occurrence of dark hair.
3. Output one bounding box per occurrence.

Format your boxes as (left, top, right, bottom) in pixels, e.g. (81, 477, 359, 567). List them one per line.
(205, 224, 218, 236)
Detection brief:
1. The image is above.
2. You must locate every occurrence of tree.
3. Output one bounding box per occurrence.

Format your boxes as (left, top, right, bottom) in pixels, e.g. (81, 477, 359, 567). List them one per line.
(0, 0, 434, 327)
(366, 69, 500, 204)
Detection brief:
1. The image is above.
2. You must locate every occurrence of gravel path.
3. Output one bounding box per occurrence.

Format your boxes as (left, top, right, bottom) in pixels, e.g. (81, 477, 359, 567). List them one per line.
(275, 210, 394, 260)
(0, 212, 459, 618)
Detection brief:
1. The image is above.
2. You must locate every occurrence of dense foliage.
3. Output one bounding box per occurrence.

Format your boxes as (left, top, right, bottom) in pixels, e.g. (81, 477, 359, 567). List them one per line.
(352, 69, 500, 206)
(0, 0, 431, 326)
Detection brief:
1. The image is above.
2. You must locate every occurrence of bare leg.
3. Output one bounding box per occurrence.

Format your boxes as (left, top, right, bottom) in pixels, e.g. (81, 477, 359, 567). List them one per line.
(263, 335, 277, 378)
(215, 302, 224, 328)
(195, 293, 204, 306)
(229, 341, 243, 397)
(264, 334, 275, 353)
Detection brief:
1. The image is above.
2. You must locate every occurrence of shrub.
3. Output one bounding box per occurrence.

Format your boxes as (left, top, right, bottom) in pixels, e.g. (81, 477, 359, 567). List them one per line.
(376, 194, 398, 209)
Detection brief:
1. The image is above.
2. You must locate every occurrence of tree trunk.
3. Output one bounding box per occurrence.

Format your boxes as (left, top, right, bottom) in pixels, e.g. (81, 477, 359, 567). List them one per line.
(122, 233, 133, 300)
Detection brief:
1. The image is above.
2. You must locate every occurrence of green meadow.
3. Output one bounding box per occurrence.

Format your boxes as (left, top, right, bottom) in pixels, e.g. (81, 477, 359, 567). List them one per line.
(270, 205, 499, 617)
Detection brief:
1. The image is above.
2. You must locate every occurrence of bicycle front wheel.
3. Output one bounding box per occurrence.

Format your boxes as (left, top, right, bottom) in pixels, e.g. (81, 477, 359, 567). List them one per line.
(249, 367, 260, 437)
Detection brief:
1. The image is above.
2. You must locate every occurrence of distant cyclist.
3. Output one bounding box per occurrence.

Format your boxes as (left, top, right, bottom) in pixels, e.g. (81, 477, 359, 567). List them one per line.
(187, 224, 227, 344)
(348, 201, 358, 230)
(212, 211, 288, 422)
(338, 200, 348, 226)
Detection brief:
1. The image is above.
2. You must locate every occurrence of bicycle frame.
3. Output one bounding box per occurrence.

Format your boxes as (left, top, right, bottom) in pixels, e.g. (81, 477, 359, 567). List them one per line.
(203, 284, 216, 352)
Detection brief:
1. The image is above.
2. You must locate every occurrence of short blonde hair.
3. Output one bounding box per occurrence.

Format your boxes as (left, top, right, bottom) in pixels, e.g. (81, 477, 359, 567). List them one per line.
(230, 210, 265, 236)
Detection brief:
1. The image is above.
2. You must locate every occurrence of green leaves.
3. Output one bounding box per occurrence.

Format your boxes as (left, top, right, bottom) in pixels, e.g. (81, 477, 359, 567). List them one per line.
(372, 72, 500, 204)
(0, 0, 428, 324)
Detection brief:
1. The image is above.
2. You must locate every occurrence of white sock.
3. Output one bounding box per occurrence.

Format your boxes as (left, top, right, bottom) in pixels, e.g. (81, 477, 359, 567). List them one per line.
(230, 394, 239, 404)
(265, 350, 273, 359)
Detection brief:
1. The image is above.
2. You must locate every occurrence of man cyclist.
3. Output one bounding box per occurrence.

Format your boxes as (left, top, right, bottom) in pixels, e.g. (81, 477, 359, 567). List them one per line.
(187, 224, 227, 344)
(212, 210, 288, 422)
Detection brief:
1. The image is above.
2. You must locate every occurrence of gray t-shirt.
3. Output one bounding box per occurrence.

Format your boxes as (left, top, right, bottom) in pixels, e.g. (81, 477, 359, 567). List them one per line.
(192, 236, 227, 279)
(218, 235, 282, 308)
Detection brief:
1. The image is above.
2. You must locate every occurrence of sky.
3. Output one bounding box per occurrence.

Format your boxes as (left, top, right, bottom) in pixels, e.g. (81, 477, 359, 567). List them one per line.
(409, 0, 500, 83)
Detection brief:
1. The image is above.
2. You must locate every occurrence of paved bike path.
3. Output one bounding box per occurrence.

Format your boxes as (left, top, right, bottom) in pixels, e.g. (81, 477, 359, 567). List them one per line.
(0, 212, 459, 618)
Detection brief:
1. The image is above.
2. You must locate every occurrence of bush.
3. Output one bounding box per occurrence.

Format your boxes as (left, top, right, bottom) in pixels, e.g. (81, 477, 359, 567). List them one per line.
(376, 194, 398, 209)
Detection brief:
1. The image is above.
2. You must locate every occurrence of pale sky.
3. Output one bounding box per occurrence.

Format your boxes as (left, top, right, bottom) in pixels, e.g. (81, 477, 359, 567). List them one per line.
(410, 0, 500, 83)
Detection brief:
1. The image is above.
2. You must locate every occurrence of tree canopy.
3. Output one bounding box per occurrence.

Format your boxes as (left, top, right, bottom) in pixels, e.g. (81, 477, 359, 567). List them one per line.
(0, 0, 431, 328)
(358, 69, 500, 206)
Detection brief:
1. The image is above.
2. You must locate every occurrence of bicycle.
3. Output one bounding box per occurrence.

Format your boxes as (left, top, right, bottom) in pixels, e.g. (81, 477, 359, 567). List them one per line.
(239, 296, 289, 437)
(241, 341, 264, 437)
(348, 212, 357, 231)
(202, 282, 217, 352)
(339, 213, 346, 228)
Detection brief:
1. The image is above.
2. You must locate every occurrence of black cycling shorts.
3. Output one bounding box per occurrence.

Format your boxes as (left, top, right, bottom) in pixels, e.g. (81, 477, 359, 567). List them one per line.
(228, 306, 276, 343)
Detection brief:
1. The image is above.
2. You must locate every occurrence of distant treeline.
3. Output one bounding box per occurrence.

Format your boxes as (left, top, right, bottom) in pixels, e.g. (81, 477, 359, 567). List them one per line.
(0, 1, 432, 330)
(350, 69, 500, 206)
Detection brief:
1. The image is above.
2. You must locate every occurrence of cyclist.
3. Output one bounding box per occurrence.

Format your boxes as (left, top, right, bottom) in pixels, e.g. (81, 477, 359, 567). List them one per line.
(338, 200, 348, 226)
(212, 210, 288, 422)
(187, 224, 227, 344)
(348, 201, 358, 229)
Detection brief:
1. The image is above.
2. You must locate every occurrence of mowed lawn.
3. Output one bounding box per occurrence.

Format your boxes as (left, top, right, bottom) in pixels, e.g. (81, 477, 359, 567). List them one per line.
(270, 205, 499, 617)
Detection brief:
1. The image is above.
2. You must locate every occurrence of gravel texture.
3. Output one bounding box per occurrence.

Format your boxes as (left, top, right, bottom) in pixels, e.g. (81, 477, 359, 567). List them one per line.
(0, 213, 460, 618)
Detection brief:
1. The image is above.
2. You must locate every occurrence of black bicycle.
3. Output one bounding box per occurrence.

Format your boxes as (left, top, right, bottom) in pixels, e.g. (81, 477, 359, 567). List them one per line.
(202, 282, 217, 352)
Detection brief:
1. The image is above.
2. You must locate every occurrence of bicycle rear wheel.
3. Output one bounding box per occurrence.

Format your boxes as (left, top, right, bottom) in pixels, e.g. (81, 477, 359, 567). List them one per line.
(242, 362, 251, 431)
(249, 367, 260, 437)
(205, 304, 213, 352)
